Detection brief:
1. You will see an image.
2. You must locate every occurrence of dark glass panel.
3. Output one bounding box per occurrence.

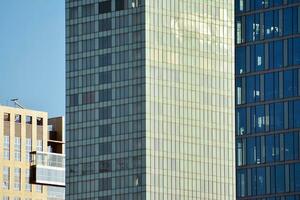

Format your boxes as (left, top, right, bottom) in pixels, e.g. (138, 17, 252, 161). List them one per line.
(255, 105, 265, 133)
(252, 168, 257, 195)
(257, 167, 266, 195)
(255, 44, 264, 71)
(275, 134, 281, 161)
(265, 73, 274, 100)
(236, 47, 246, 74)
(99, 1, 111, 14)
(284, 8, 293, 35)
(295, 163, 300, 191)
(236, 0, 245, 12)
(274, 41, 283, 68)
(274, 102, 284, 130)
(99, 71, 112, 84)
(237, 108, 247, 135)
(247, 137, 256, 164)
(284, 70, 294, 97)
(294, 100, 300, 128)
(246, 15, 254, 42)
(266, 135, 274, 162)
(237, 169, 247, 197)
(285, 132, 294, 161)
(275, 165, 285, 193)
(294, 38, 300, 65)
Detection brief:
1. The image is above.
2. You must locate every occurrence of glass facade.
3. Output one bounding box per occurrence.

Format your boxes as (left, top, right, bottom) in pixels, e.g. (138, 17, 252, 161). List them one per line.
(235, 0, 300, 199)
(66, 0, 235, 199)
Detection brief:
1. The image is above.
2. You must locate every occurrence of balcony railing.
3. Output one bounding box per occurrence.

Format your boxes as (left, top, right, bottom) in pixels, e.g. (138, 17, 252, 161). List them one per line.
(30, 151, 65, 187)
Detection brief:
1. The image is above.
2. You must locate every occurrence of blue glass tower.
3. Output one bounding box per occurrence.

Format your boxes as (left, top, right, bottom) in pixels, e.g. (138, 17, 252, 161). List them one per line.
(235, 0, 300, 199)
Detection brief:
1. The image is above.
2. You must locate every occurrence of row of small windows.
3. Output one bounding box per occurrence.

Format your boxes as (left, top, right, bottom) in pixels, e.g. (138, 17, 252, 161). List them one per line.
(68, 0, 144, 20)
(3, 136, 42, 162)
(236, 0, 300, 13)
(67, 137, 144, 159)
(67, 84, 145, 106)
(236, 100, 300, 135)
(236, 38, 300, 74)
(66, 119, 145, 142)
(67, 15, 145, 38)
(236, 69, 300, 104)
(67, 54, 111, 71)
(237, 163, 300, 197)
(67, 102, 145, 124)
(66, 193, 145, 200)
(3, 113, 43, 125)
(67, 48, 145, 70)
(68, 175, 145, 194)
(67, 66, 144, 90)
(2, 166, 42, 193)
(243, 195, 300, 200)
(67, 156, 145, 177)
(236, 6, 300, 44)
(236, 132, 300, 166)
(68, 178, 111, 194)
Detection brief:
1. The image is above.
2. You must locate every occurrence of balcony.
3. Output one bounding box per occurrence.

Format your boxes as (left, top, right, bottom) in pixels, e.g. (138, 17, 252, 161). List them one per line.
(30, 151, 65, 187)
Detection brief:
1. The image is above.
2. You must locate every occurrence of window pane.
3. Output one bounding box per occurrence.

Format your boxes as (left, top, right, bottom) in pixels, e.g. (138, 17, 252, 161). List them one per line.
(236, 17, 243, 44)
(236, 0, 245, 12)
(293, 38, 300, 65)
(266, 135, 274, 163)
(255, 105, 265, 133)
(99, 1, 111, 14)
(294, 100, 300, 128)
(284, 70, 294, 97)
(257, 167, 265, 195)
(274, 103, 284, 130)
(236, 47, 246, 74)
(285, 133, 294, 161)
(247, 76, 255, 103)
(265, 73, 274, 100)
(295, 163, 300, 191)
(275, 165, 284, 193)
(247, 137, 256, 164)
(237, 169, 247, 197)
(284, 8, 293, 35)
(274, 41, 283, 68)
(236, 108, 247, 135)
(255, 44, 264, 71)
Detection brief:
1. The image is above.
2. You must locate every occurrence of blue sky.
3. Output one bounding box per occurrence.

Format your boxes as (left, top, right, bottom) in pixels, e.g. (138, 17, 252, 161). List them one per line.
(0, 1, 65, 117)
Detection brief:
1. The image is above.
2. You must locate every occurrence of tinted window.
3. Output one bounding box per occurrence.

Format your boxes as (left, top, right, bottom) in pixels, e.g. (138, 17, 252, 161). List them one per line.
(99, 1, 111, 14)
(99, 18, 112, 32)
(274, 103, 284, 130)
(99, 142, 112, 155)
(99, 36, 112, 49)
(236, 47, 246, 74)
(285, 133, 294, 160)
(99, 106, 112, 120)
(99, 89, 112, 102)
(99, 71, 112, 84)
(236, 108, 247, 135)
(255, 44, 264, 71)
(275, 165, 284, 193)
(294, 100, 300, 128)
(247, 137, 256, 164)
(99, 53, 112, 67)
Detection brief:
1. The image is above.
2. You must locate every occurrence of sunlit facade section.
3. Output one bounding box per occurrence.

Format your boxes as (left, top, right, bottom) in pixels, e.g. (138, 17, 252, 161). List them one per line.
(145, 1, 235, 199)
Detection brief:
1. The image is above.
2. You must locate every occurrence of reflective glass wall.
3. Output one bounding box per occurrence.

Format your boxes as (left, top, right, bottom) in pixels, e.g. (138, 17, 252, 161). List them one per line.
(235, 0, 300, 199)
(66, 0, 146, 199)
(146, 0, 235, 199)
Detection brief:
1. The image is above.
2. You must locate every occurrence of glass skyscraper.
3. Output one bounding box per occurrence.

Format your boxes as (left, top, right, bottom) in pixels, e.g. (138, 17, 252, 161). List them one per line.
(66, 0, 235, 199)
(235, 0, 300, 199)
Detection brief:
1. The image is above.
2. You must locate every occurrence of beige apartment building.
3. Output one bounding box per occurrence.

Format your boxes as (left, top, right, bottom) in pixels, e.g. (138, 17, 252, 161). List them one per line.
(0, 105, 65, 200)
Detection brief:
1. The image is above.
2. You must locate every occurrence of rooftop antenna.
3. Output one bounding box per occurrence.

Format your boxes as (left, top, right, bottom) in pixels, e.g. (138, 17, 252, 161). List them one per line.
(10, 98, 24, 109)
